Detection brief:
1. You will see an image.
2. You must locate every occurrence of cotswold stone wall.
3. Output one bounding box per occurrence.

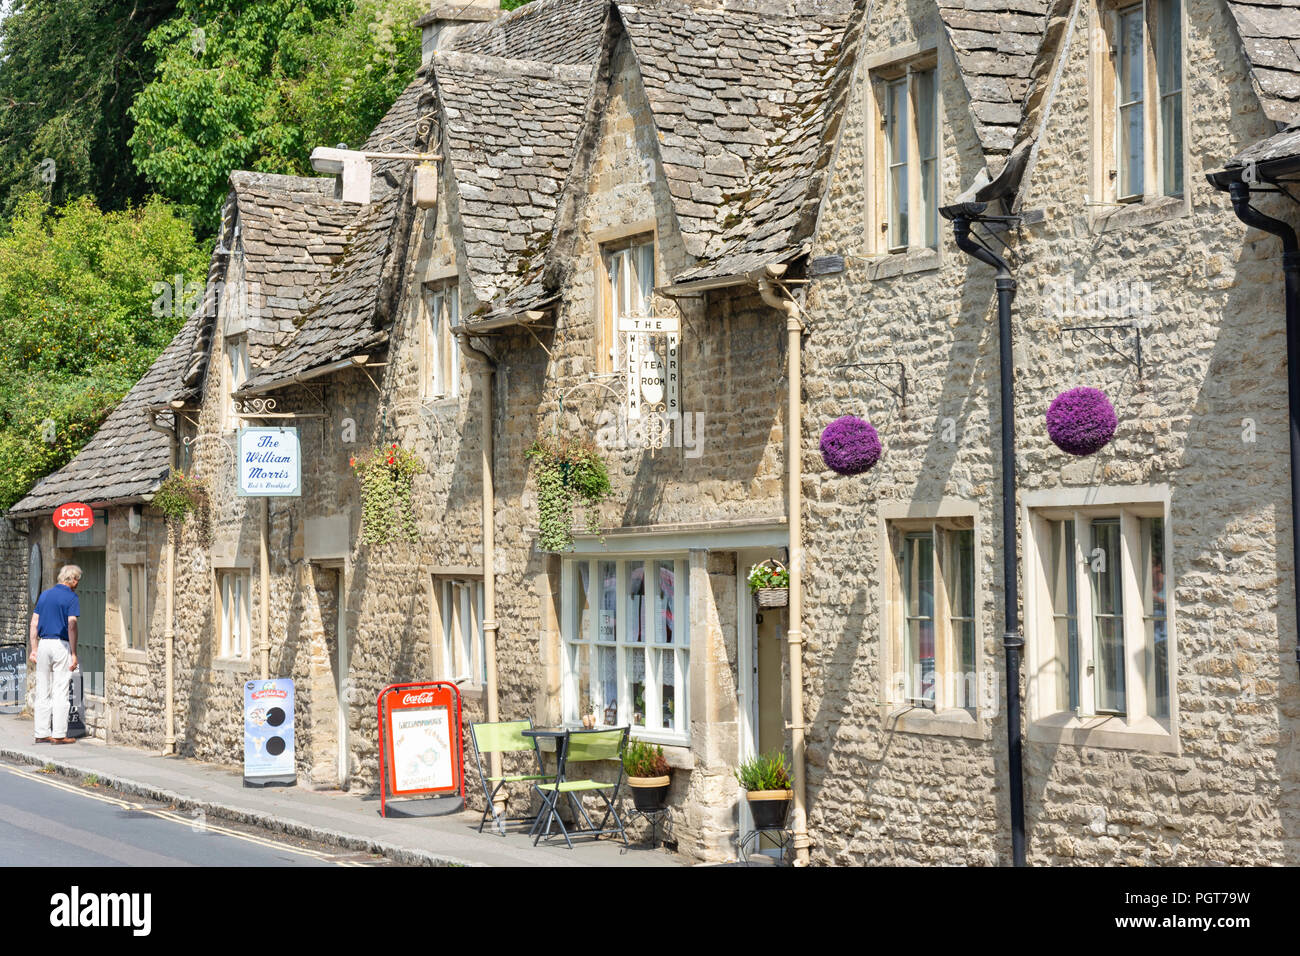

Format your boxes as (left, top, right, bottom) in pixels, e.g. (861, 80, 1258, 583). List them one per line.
(799, 0, 1299, 865)
(0, 519, 28, 646)
(123, 31, 791, 866)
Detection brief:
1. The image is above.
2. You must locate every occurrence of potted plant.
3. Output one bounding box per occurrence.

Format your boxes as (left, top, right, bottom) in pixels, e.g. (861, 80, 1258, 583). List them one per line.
(735, 750, 793, 829)
(747, 559, 789, 609)
(526, 436, 612, 552)
(623, 738, 671, 812)
(351, 443, 424, 545)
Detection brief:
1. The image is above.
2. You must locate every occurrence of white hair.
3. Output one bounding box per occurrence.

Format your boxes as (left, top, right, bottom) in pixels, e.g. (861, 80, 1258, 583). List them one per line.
(57, 564, 81, 585)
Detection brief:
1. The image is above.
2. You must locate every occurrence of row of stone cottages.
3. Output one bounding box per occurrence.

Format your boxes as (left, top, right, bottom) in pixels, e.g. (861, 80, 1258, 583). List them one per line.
(4, 0, 1300, 865)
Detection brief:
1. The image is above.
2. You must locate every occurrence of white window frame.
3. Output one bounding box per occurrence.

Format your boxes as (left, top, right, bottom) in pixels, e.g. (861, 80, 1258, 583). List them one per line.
(598, 234, 655, 375)
(867, 51, 940, 255)
(224, 335, 250, 432)
(217, 569, 251, 660)
(1023, 486, 1177, 753)
(561, 555, 690, 746)
(1090, 0, 1185, 207)
(883, 516, 979, 713)
(433, 577, 485, 685)
(422, 283, 460, 400)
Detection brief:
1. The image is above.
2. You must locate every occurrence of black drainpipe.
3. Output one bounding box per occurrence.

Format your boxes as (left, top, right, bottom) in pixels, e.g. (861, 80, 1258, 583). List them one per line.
(1219, 178, 1300, 661)
(943, 200, 1026, 867)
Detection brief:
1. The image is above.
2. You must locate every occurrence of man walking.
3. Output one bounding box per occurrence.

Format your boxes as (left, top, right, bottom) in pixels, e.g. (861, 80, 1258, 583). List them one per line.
(29, 564, 81, 745)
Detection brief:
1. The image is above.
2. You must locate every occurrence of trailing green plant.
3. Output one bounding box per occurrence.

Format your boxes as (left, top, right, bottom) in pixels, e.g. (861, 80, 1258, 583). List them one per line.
(623, 739, 670, 778)
(153, 470, 209, 543)
(746, 561, 789, 593)
(526, 436, 612, 552)
(351, 443, 423, 545)
(734, 750, 793, 792)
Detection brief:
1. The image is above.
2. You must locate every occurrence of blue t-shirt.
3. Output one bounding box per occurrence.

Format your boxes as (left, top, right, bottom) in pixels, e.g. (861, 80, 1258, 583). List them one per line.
(34, 584, 80, 641)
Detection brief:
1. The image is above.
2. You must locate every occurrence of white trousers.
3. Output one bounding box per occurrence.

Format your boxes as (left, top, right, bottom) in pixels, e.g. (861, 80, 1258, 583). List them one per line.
(34, 639, 71, 739)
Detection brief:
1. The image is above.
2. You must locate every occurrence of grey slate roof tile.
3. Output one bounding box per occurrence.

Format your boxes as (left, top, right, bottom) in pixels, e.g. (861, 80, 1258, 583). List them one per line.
(1227, 1, 1300, 125)
(937, 1, 1052, 160)
(618, 0, 849, 260)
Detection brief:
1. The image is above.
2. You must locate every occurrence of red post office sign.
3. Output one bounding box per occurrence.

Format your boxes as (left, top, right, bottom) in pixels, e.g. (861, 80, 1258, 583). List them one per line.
(376, 681, 464, 817)
(53, 503, 94, 533)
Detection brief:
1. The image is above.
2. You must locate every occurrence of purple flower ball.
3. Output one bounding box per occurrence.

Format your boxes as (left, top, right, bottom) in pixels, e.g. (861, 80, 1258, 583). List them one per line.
(1046, 387, 1118, 456)
(820, 415, 882, 475)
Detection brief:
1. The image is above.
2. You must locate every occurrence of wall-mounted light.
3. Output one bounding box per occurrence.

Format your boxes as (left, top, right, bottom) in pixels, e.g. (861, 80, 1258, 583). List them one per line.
(128, 503, 143, 535)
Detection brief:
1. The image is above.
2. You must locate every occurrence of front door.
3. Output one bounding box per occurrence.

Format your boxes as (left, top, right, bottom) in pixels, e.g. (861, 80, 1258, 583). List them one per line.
(72, 551, 105, 696)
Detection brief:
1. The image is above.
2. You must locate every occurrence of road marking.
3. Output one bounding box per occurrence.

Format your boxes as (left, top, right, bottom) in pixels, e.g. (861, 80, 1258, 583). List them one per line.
(4, 766, 367, 865)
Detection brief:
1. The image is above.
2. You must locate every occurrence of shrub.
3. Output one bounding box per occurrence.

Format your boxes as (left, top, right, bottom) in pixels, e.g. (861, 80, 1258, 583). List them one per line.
(735, 750, 792, 792)
(623, 739, 670, 778)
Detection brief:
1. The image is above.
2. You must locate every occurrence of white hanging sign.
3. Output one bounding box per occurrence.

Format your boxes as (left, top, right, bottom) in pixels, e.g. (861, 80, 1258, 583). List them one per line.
(237, 427, 302, 497)
(618, 312, 681, 427)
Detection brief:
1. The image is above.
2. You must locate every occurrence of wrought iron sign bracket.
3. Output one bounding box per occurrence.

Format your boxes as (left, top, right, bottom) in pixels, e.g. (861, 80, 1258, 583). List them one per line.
(1060, 323, 1144, 379)
(833, 360, 907, 407)
(232, 397, 327, 420)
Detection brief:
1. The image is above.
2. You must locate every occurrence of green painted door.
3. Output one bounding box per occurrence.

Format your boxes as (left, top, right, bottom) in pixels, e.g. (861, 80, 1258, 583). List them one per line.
(73, 551, 105, 693)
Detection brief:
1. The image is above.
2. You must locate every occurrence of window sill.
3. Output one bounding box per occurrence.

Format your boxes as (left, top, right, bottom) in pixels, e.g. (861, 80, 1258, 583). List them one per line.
(122, 649, 148, 665)
(861, 248, 941, 281)
(1028, 712, 1179, 754)
(883, 704, 986, 740)
(420, 395, 459, 411)
(211, 656, 253, 673)
(1088, 193, 1188, 234)
(536, 725, 692, 756)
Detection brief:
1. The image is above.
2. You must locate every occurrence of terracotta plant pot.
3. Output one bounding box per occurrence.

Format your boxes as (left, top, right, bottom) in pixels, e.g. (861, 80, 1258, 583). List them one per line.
(627, 774, 671, 812)
(746, 788, 793, 829)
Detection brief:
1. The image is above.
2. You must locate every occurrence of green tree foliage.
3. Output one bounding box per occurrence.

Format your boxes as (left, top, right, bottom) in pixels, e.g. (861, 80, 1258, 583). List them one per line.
(0, 195, 207, 508)
(0, 0, 179, 217)
(129, 0, 424, 234)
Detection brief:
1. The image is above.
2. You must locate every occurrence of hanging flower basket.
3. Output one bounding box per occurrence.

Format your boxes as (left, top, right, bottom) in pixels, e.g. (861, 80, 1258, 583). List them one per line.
(527, 436, 612, 552)
(747, 559, 789, 608)
(820, 415, 882, 475)
(1046, 387, 1118, 457)
(351, 443, 424, 545)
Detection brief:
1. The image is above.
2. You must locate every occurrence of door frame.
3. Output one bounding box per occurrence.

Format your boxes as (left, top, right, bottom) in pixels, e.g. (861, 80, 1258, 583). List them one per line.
(315, 558, 349, 786)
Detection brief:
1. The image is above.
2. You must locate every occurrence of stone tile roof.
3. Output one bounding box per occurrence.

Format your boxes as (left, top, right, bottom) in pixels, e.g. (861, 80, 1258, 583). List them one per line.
(617, 0, 849, 260)
(1225, 121, 1300, 166)
(433, 52, 595, 306)
(228, 172, 355, 329)
(937, 0, 1052, 157)
(7, 312, 202, 516)
(1226, 0, 1300, 126)
(239, 74, 434, 392)
(672, 0, 863, 284)
(448, 0, 610, 64)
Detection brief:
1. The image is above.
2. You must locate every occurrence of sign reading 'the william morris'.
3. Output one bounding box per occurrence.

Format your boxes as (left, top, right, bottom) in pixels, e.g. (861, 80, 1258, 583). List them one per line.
(237, 427, 301, 497)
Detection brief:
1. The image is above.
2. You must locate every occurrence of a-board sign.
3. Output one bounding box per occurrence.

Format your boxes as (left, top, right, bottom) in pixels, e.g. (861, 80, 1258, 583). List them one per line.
(237, 428, 302, 497)
(67, 671, 86, 738)
(376, 682, 463, 817)
(244, 678, 296, 786)
(53, 503, 94, 533)
(0, 645, 25, 714)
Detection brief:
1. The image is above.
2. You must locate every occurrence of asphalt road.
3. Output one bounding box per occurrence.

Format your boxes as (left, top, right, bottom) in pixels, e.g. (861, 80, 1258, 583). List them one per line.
(0, 762, 378, 867)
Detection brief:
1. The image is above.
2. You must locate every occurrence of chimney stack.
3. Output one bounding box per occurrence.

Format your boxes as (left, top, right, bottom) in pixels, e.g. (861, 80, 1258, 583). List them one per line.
(413, 1, 504, 64)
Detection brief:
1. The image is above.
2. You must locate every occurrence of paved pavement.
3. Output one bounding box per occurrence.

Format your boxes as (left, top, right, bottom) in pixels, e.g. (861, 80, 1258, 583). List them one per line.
(0, 715, 683, 868)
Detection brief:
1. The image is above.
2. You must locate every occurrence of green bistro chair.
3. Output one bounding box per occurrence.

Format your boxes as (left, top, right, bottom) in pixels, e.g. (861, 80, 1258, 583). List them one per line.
(534, 726, 630, 849)
(469, 719, 554, 836)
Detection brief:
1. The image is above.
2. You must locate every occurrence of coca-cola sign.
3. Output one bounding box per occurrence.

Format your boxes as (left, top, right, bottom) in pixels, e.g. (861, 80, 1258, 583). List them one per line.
(401, 691, 435, 706)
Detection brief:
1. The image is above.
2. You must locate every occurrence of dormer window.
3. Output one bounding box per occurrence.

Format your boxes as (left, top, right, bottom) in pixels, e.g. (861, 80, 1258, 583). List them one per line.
(422, 282, 460, 400)
(598, 234, 654, 375)
(224, 335, 249, 432)
(1093, 0, 1184, 205)
(868, 55, 939, 255)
